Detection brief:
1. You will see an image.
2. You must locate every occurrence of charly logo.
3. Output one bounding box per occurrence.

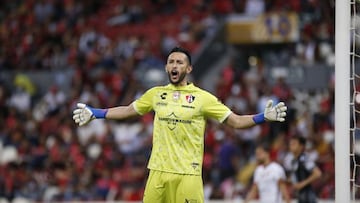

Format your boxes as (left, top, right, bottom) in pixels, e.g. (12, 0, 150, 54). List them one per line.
(160, 92, 167, 100)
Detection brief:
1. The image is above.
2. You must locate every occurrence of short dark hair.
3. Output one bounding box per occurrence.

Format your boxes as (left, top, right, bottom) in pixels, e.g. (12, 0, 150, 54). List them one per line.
(168, 46, 192, 65)
(291, 135, 307, 146)
(257, 142, 272, 152)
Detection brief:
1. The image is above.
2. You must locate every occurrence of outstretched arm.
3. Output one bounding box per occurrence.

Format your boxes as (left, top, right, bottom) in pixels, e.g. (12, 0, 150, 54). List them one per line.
(106, 104, 138, 119)
(225, 113, 258, 129)
(73, 103, 139, 126)
(225, 100, 287, 129)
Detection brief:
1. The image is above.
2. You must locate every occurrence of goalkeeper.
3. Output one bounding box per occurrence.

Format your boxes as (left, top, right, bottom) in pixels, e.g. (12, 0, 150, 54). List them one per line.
(72, 47, 287, 203)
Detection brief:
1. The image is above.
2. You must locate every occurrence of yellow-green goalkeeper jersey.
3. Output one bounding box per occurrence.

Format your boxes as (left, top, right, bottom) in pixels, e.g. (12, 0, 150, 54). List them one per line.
(133, 83, 232, 175)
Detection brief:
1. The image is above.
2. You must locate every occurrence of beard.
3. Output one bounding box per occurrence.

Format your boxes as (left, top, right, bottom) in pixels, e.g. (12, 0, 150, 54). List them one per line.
(257, 159, 265, 165)
(168, 71, 187, 85)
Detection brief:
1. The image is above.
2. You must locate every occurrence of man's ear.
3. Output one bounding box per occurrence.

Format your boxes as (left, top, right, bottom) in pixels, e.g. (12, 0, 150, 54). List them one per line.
(187, 65, 193, 74)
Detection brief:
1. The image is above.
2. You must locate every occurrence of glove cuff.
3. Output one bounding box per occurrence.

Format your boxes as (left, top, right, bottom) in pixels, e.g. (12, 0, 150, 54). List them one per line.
(253, 113, 265, 124)
(90, 107, 108, 119)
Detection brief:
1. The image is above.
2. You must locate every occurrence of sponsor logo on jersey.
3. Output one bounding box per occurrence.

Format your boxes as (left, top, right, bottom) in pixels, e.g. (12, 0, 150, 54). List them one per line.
(191, 162, 199, 169)
(181, 105, 195, 109)
(158, 112, 192, 130)
(156, 102, 167, 106)
(185, 199, 198, 203)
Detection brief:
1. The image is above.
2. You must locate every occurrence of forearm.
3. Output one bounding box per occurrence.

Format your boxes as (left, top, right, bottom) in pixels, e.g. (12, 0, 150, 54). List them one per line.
(105, 104, 139, 120)
(225, 100, 287, 128)
(225, 113, 258, 129)
(299, 167, 322, 188)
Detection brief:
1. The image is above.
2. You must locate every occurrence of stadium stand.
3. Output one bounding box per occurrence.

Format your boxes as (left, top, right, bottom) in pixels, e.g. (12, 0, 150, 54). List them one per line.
(0, 0, 338, 202)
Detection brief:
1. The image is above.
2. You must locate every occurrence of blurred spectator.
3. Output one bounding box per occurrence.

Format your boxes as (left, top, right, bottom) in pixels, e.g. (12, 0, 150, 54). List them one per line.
(78, 27, 97, 55)
(217, 129, 241, 183)
(296, 30, 320, 64)
(7, 87, 31, 113)
(244, 0, 265, 17)
(34, 0, 54, 24)
(272, 76, 293, 102)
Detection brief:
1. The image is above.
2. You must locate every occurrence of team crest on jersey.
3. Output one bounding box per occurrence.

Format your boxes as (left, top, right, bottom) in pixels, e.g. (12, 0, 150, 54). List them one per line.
(186, 94, 195, 103)
(173, 91, 180, 101)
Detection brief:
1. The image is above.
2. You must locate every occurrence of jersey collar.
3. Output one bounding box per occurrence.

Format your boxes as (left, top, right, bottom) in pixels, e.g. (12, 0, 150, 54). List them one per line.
(168, 83, 194, 90)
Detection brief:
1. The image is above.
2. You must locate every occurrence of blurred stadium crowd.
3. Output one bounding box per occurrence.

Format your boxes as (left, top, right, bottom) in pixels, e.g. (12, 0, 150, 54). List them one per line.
(0, 0, 337, 202)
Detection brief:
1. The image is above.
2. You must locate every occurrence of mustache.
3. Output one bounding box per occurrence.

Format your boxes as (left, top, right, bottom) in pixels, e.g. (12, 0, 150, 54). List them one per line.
(167, 71, 186, 85)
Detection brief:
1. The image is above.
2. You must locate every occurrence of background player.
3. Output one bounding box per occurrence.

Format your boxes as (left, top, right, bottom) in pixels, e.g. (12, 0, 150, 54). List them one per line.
(72, 47, 287, 203)
(244, 143, 291, 203)
(284, 136, 322, 203)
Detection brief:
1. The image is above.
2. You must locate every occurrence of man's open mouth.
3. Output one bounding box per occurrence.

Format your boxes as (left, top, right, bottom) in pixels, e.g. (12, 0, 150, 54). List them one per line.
(171, 70, 179, 79)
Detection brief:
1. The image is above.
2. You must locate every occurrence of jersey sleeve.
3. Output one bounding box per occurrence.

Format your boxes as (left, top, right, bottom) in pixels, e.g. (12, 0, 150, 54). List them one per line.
(253, 168, 261, 184)
(202, 92, 232, 123)
(133, 87, 156, 115)
(275, 164, 286, 181)
(282, 153, 294, 172)
(304, 157, 316, 171)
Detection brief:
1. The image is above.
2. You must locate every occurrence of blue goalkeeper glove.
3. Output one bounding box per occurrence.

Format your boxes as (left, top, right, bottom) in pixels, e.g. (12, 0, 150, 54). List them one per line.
(72, 103, 108, 126)
(253, 100, 287, 124)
